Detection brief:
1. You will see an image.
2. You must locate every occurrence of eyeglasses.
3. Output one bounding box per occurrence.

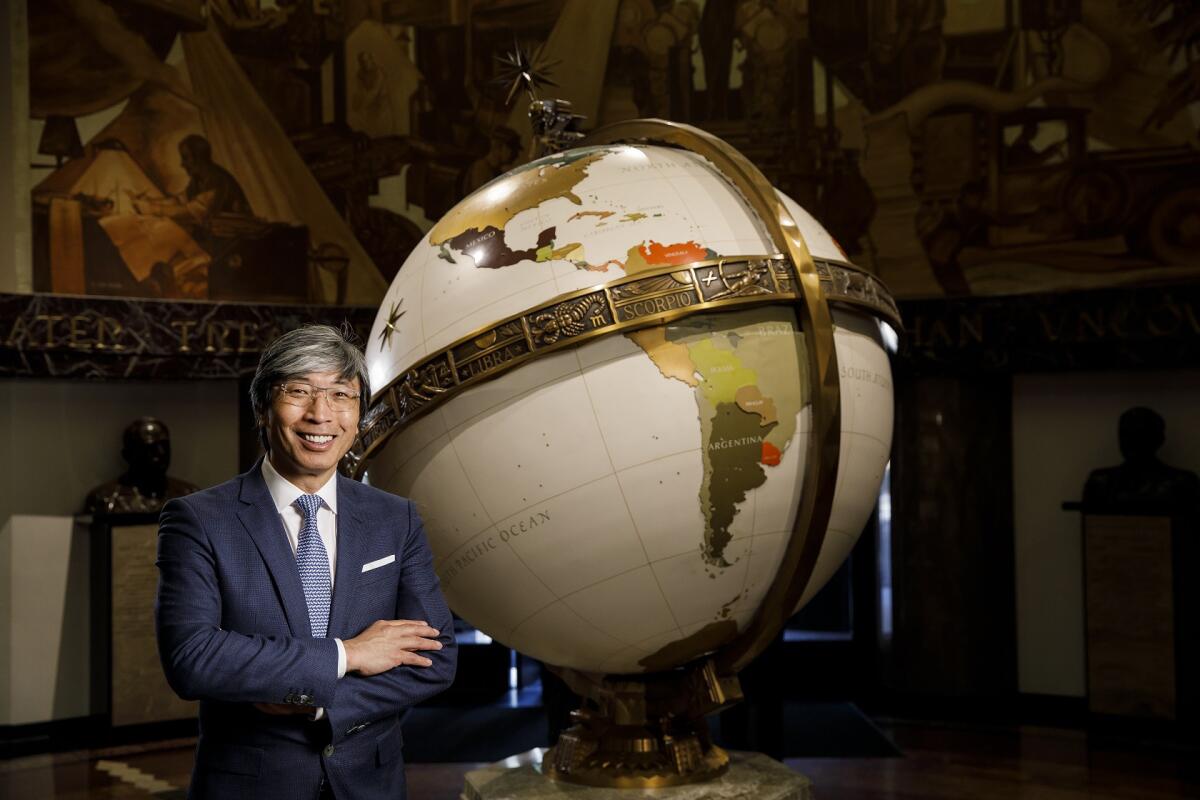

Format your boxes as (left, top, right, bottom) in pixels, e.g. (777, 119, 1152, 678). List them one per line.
(275, 382, 361, 412)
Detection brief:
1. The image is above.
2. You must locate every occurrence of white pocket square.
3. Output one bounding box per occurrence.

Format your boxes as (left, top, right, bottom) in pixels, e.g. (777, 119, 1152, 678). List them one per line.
(361, 554, 396, 573)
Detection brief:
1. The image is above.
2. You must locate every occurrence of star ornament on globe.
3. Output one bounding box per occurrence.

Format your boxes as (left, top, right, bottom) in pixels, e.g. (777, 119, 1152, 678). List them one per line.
(352, 119, 900, 787)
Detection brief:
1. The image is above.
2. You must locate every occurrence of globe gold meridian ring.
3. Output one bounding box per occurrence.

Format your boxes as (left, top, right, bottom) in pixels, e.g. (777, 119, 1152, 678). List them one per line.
(579, 118, 842, 676)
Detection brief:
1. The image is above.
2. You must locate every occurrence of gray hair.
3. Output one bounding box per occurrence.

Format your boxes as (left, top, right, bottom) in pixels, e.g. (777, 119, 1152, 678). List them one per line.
(249, 324, 370, 451)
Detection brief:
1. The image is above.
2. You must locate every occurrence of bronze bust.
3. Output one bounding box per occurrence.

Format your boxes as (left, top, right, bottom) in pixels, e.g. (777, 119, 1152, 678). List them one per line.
(1083, 407, 1199, 516)
(85, 417, 198, 515)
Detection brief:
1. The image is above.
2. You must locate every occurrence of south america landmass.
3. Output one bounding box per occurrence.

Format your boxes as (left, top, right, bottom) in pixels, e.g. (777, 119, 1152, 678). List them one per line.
(623, 242, 808, 568)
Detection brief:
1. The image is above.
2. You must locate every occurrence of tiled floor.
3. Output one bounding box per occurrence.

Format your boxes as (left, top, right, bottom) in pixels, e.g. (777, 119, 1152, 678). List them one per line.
(3, 720, 1199, 799)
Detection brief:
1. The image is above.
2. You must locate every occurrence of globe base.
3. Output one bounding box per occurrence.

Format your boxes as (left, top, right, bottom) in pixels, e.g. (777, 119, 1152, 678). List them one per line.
(543, 659, 742, 788)
(545, 726, 729, 788)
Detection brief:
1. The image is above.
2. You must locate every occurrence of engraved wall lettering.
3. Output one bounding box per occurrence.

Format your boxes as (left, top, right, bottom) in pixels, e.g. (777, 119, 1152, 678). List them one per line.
(96, 316, 126, 351)
(34, 314, 65, 347)
(67, 315, 92, 350)
(205, 322, 232, 353)
(171, 321, 198, 352)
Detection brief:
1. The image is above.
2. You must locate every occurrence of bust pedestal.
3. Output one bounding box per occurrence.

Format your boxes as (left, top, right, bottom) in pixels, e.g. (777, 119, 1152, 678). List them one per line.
(1080, 514, 1177, 719)
(90, 513, 197, 729)
(1067, 406, 1200, 722)
(462, 749, 812, 800)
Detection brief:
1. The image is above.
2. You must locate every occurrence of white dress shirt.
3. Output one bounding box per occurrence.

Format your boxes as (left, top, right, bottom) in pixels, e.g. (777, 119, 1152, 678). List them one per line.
(261, 457, 347, 685)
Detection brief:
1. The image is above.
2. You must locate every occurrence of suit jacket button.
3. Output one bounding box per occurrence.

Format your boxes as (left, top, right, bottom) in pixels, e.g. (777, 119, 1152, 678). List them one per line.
(323, 744, 335, 757)
(300, 694, 311, 704)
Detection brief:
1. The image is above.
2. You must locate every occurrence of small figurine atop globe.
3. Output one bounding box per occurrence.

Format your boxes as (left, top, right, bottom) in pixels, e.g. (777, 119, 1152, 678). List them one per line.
(85, 417, 198, 515)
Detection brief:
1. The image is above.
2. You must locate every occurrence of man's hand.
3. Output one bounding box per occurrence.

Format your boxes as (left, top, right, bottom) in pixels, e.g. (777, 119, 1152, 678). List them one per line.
(343, 619, 443, 677)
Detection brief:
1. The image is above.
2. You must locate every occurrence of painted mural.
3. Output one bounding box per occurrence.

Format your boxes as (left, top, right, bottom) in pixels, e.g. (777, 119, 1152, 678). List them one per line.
(23, 0, 1200, 302)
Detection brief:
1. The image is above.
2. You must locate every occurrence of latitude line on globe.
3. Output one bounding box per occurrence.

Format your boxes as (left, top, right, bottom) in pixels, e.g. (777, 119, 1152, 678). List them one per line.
(434, 469, 620, 583)
(571, 346, 686, 634)
(432, 446, 631, 649)
(435, 435, 713, 559)
(432, 433, 611, 647)
(438, 508, 798, 603)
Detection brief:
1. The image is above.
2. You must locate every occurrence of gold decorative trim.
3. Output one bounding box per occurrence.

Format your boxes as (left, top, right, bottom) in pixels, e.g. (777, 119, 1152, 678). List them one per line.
(816, 260, 901, 328)
(345, 255, 894, 479)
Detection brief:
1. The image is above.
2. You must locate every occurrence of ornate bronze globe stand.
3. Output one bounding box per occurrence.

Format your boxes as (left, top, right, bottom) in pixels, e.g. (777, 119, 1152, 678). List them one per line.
(543, 660, 742, 787)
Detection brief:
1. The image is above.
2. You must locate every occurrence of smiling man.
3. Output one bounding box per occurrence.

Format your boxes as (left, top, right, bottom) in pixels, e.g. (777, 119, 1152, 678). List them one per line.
(155, 325, 456, 800)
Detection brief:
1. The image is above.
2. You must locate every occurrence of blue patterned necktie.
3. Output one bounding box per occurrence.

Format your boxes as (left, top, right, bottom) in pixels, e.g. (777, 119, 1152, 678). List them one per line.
(294, 494, 331, 638)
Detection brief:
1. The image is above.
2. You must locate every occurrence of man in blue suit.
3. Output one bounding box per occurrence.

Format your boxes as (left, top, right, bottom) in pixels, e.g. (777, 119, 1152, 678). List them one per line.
(156, 325, 457, 799)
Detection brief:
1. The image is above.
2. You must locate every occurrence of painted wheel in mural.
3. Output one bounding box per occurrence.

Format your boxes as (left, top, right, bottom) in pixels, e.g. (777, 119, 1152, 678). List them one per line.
(1060, 167, 1126, 236)
(1145, 187, 1200, 266)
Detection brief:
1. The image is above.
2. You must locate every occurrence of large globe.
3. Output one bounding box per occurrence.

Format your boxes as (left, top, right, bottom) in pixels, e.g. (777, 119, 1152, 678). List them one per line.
(360, 142, 894, 676)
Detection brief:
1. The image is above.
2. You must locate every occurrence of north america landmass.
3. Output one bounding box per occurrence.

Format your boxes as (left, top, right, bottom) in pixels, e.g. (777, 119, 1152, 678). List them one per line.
(426, 146, 681, 272)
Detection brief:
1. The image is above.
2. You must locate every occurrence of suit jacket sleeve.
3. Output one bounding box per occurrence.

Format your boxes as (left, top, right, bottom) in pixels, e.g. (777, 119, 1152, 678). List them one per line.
(324, 500, 457, 743)
(155, 496, 341, 706)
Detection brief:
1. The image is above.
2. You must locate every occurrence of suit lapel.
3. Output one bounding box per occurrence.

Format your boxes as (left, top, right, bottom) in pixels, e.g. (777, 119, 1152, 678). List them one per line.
(237, 462, 312, 638)
(327, 474, 367, 640)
